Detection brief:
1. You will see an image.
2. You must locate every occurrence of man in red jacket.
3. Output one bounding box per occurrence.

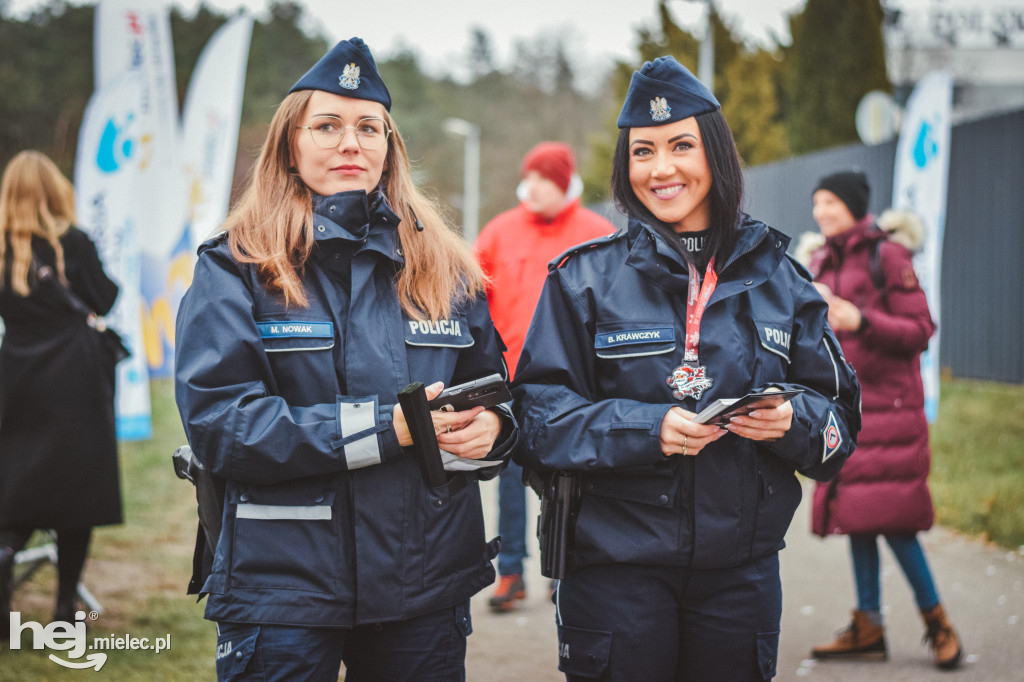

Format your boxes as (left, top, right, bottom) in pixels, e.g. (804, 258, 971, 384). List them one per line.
(474, 142, 615, 611)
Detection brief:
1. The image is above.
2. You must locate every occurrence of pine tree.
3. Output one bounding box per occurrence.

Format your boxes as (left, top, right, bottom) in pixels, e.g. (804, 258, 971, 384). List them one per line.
(784, 0, 891, 154)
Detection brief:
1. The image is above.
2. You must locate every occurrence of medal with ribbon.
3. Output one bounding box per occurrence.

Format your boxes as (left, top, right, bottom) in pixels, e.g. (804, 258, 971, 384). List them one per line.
(667, 258, 717, 400)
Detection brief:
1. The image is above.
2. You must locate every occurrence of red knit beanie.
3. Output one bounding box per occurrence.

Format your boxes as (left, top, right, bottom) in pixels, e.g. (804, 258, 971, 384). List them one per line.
(520, 142, 575, 193)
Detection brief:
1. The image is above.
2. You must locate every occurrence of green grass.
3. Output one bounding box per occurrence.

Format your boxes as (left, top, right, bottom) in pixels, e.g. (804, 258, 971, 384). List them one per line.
(930, 378, 1024, 549)
(3, 376, 1021, 679)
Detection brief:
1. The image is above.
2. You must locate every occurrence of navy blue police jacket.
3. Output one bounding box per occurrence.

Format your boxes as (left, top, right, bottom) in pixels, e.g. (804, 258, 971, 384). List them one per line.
(512, 216, 861, 570)
(174, 190, 517, 627)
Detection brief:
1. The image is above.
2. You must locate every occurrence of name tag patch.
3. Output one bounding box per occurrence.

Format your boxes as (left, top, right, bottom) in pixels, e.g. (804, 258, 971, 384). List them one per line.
(258, 321, 333, 339)
(756, 322, 791, 361)
(595, 327, 675, 349)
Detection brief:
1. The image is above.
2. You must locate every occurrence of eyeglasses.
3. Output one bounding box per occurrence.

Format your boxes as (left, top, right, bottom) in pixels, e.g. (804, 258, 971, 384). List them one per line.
(297, 115, 391, 150)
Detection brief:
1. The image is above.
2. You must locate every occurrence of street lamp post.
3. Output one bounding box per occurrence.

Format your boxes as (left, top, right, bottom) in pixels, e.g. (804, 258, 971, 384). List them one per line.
(671, 0, 715, 92)
(697, 0, 714, 92)
(442, 117, 481, 243)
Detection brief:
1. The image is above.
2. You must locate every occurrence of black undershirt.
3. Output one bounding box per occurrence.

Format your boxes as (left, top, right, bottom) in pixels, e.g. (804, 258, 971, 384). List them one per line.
(678, 229, 711, 270)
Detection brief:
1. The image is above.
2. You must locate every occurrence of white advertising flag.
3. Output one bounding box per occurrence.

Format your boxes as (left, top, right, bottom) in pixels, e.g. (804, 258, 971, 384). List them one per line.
(181, 13, 253, 253)
(892, 71, 953, 423)
(74, 70, 153, 440)
(94, 0, 184, 259)
(135, 13, 254, 377)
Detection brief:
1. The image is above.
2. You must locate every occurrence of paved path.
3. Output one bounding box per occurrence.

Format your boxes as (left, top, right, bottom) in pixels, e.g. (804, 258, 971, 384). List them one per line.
(467, 478, 1024, 681)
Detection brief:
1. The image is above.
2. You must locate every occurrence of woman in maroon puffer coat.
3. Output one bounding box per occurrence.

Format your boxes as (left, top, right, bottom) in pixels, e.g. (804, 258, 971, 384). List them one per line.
(801, 171, 963, 670)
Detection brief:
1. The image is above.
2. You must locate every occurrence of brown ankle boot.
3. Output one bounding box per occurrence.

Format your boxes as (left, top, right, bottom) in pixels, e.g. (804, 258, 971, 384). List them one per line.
(921, 604, 963, 670)
(811, 610, 888, 660)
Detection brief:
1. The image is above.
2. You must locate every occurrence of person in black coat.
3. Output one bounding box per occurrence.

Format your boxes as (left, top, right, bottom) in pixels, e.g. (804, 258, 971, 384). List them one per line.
(0, 150, 122, 632)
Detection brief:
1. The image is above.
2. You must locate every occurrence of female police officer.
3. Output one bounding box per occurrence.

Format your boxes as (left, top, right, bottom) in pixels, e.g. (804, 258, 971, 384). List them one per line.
(174, 37, 516, 681)
(512, 57, 861, 681)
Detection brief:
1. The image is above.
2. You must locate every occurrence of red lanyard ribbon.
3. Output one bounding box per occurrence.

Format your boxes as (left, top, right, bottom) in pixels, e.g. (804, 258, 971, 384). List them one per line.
(684, 258, 717, 362)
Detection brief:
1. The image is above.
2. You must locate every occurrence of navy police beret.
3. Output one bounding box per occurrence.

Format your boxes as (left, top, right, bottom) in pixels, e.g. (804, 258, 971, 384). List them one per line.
(616, 56, 719, 128)
(289, 37, 392, 111)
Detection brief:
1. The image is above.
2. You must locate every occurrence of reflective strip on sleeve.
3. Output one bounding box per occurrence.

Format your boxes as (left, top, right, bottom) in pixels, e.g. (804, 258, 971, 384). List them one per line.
(236, 504, 331, 521)
(821, 337, 840, 400)
(339, 401, 381, 468)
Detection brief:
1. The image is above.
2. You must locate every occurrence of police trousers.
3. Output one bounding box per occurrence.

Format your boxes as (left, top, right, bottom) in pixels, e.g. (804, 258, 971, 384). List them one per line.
(214, 600, 472, 682)
(554, 553, 781, 681)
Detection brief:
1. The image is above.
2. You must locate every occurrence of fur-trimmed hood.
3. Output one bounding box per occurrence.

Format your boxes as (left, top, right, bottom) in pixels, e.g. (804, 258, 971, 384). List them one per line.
(876, 209, 925, 253)
(794, 209, 925, 269)
(794, 230, 825, 268)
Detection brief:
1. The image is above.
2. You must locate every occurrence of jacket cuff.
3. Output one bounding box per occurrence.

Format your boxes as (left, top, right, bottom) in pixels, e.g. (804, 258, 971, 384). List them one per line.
(331, 396, 393, 470)
(856, 309, 870, 334)
(483, 403, 519, 462)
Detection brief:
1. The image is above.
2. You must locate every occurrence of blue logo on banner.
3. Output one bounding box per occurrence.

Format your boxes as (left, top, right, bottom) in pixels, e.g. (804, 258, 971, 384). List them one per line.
(913, 120, 938, 169)
(96, 114, 136, 173)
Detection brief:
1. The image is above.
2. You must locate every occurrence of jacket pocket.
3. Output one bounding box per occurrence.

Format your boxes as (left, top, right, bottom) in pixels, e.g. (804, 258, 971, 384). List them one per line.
(557, 624, 612, 678)
(574, 471, 682, 564)
(594, 322, 678, 399)
(756, 630, 780, 679)
(226, 483, 339, 594)
(215, 622, 259, 680)
(421, 478, 486, 585)
(752, 318, 792, 384)
(258, 317, 338, 399)
(749, 457, 801, 560)
(403, 314, 473, 382)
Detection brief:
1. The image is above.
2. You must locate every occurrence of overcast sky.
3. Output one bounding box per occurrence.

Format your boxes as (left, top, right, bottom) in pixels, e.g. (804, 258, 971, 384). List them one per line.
(176, 0, 806, 74)
(6, 1, 1014, 85)
(6, 0, 806, 85)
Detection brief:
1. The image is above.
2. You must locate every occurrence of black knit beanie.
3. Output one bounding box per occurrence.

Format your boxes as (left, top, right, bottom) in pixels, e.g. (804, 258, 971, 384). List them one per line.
(814, 171, 870, 220)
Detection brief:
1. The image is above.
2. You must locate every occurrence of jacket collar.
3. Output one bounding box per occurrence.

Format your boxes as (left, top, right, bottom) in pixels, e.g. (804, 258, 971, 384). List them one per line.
(623, 215, 788, 297)
(311, 190, 404, 264)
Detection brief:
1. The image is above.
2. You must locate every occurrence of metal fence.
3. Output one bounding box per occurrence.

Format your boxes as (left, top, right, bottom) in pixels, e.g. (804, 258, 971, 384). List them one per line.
(744, 108, 1024, 384)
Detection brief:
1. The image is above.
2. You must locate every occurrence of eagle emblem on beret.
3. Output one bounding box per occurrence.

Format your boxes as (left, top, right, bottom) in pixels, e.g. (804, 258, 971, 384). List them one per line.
(339, 63, 361, 90)
(650, 96, 671, 122)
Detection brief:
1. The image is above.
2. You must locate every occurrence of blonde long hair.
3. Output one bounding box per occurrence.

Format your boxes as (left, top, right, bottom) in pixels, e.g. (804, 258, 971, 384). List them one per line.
(224, 90, 484, 320)
(0, 150, 74, 295)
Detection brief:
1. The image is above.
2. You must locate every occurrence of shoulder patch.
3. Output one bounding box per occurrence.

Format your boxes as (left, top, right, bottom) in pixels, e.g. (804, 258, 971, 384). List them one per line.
(550, 230, 624, 271)
(822, 409, 843, 462)
(876, 239, 919, 291)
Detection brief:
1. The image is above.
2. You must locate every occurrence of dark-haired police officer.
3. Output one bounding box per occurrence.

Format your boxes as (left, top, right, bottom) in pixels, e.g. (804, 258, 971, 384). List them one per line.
(512, 56, 861, 681)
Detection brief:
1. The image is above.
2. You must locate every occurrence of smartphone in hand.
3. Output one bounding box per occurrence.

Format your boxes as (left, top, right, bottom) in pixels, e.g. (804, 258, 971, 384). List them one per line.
(427, 374, 512, 412)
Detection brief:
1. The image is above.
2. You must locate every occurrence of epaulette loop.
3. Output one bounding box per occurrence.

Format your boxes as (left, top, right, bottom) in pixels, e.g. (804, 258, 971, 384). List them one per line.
(549, 231, 622, 271)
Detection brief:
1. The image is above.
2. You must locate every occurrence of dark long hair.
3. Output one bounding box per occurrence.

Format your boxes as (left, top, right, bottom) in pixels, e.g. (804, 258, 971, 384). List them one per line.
(611, 109, 744, 271)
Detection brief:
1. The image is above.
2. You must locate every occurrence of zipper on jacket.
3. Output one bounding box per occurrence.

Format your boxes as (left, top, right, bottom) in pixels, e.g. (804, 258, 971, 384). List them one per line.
(758, 470, 771, 499)
(720, 229, 769, 275)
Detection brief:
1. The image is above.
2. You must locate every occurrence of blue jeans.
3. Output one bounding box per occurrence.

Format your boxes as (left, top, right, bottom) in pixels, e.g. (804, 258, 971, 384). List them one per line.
(214, 600, 471, 681)
(496, 460, 527, 576)
(850, 534, 941, 613)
